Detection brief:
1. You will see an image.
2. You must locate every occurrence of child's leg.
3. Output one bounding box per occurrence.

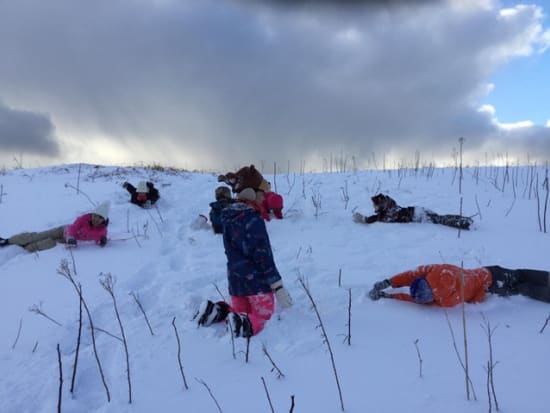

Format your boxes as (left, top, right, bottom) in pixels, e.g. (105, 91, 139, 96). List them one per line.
(517, 269, 550, 286)
(241, 293, 275, 335)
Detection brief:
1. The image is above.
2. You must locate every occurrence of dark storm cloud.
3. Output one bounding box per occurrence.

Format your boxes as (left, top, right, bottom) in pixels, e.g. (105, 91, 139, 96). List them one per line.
(0, 0, 547, 168)
(0, 101, 59, 156)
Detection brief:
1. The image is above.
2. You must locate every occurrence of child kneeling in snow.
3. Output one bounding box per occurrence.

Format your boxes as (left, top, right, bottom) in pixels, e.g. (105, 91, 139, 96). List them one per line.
(0, 201, 110, 252)
(197, 187, 292, 338)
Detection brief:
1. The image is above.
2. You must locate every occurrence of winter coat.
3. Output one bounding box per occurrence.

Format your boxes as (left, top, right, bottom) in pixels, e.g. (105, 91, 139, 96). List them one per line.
(388, 264, 492, 307)
(124, 182, 160, 207)
(64, 213, 108, 245)
(365, 194, 415, 223)
(209, 199, 234, 234)
(221, 201, 282, 297)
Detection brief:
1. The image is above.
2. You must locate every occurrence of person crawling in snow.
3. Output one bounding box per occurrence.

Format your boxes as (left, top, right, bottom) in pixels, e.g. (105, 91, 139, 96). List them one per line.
(0, 201, 110, 252)
(368, 264, 550, 307)
(196, 186, 292, 338)
(353, 193, 473, 230)
(122, 180, 160, 208)
(209, 186, 234, 234)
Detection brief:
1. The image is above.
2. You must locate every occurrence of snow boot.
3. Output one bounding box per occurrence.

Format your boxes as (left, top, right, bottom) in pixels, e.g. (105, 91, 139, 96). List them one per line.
(197, 300, 230, 326)
(228, 312, 253, 338)
(0, 237, 9, 247)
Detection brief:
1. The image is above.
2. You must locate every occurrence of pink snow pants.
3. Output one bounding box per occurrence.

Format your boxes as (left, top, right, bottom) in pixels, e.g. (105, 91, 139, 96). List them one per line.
(230, 293, 275, 335)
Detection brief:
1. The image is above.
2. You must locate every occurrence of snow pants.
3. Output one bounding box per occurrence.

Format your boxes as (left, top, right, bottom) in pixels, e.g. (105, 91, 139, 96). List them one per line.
(486, 266, 550, 303)
(8, 226, 66, 252)
(415, 208, 473, 230)
(231, 293, 275, 335)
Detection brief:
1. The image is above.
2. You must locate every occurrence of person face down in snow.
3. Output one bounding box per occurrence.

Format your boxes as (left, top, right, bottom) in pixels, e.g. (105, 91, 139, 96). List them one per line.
(368, 264, 550, 307)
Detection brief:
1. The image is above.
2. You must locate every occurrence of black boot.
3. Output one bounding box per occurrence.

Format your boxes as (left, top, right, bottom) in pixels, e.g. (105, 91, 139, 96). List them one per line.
(228, 313, 253, 338)
(196, 300, 230, 326)
(0, 237, 10, 247)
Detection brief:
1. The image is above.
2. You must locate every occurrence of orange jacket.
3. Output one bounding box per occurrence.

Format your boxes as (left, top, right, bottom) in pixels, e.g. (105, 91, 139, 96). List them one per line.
(388, 264, 492, 307)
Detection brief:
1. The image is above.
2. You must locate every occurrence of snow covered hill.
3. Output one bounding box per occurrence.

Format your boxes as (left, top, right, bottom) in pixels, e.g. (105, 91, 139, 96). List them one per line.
(0, 164, 549, 413)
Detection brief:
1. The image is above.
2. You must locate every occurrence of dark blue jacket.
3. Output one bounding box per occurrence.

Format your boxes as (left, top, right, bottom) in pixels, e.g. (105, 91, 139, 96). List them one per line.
(209, 199, 234, 234)
(221, 201, 282, 297)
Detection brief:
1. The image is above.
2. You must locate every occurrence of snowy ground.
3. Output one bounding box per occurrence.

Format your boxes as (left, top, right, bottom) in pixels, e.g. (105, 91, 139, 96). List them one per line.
(0, 163, 549, 413)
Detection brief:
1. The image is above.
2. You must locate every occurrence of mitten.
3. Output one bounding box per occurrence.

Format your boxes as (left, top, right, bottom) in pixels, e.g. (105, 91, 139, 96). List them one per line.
(217, 174, 226, 182)
(352, 212, 366, 223)
(373, 279, 391, 291)
(271, 280, 293, 308)
(66, 237, 77, 247)
(368, 288, 388, 301)
(99, 236, 108, 247)
(122, 181, 130, 189)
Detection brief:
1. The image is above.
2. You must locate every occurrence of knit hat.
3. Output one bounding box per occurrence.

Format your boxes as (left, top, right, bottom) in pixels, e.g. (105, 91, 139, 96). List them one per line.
(410, 277, 434, 304)
(137, 181, 148, 193)
(236, 188, 257, 202)
(259, 179, 271, 193)
(93, 201, 111, 220)
(215, 186, 232, 201)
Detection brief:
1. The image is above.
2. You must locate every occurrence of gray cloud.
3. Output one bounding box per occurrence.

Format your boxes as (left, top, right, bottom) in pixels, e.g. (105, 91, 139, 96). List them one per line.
(0, 101, 59, 156)
(0, 0, 548, 169)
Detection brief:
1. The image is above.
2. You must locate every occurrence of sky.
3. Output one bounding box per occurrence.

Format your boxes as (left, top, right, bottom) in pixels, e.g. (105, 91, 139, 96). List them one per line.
(1, 163, 550, 412)
(0, 0, 549, 171)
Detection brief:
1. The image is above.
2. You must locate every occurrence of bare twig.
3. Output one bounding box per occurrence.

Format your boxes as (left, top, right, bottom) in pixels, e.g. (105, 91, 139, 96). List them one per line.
(11, 318, 23, 349)
(481, 314, 499, 411)
(289, 394, 295, 413)
(539, 312, 550, 333)
(171, 317, 189, 390)
(262, 343, 285, 379)
(261, 376, 275, 413)
(196, 378, 223, 413)
(460, 264, 471, 400)
(213, 282, 227, 302)
(29, 303, 63, 327)
(57, 343, 63, 413)
(129, 292, 155, 336)
(345, 288, 351, 346)
(298, 276, 345, 411)
(93, 326, 122, 342)
(100, 273, 132, 403)
(57, 260, 111, 402)
(64, 183, 96, 207)
(414, 339, 423, 378)
(70, 287, 83, 394)
(444, 310, 477, 400)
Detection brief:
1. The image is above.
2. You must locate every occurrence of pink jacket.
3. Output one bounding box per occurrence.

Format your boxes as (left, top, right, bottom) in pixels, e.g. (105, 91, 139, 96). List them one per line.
(64, 213, 108, 244)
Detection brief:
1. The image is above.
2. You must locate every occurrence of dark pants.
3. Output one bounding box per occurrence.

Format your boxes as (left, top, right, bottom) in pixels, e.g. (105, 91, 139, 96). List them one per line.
(425, 212, 473, 230)
(485, 266, 550, 303)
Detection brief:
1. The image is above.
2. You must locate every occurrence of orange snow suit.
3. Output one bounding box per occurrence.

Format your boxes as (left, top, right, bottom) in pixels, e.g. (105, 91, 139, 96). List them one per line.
(388, 264, 492, 307)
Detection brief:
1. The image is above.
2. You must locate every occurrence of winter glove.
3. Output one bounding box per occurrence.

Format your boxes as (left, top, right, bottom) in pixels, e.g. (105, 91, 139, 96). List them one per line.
(352, 212, 366, 224)
(368, 288, 388, 301)
(99, 236, 108, 247)
(66, 237, 77, 247)
(271, 280, 293, 308)
(122, 181, 130, 189)
(373, 279, 391, 291)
